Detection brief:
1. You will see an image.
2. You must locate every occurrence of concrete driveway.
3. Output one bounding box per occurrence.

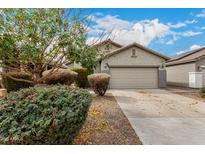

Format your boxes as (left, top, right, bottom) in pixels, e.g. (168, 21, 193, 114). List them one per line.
(110, 89, 205, 144)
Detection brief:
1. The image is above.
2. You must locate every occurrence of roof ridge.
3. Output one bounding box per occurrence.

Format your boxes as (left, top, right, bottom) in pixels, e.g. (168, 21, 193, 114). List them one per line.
(169, 46, 205, 62)
(105, 42, 170, 60)
(94, 39, 123, 48)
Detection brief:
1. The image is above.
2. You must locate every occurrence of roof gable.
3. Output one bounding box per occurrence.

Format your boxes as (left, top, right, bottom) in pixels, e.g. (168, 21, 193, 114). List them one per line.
(105, 42, 170, 60)
(94, 39, 122, 48)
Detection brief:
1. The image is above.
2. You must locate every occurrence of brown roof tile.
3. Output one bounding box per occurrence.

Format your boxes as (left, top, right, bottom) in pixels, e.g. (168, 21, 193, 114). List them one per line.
(167, 47, 205, 66)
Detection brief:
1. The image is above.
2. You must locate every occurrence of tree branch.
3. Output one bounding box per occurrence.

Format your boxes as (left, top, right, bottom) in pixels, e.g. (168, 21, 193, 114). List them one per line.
(0, 72, 34, 84)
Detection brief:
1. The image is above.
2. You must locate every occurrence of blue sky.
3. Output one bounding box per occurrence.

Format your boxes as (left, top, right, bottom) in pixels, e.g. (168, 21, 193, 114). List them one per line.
(85, 8, 205, 57)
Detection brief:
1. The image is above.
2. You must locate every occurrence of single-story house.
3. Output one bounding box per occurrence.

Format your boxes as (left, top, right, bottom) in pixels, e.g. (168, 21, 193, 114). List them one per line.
(100, 42, 170, 89)
(166, 47, 205, 88)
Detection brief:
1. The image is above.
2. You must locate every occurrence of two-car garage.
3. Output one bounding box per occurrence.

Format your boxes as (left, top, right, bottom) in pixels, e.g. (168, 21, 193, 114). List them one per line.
(109, 67, 158, 89)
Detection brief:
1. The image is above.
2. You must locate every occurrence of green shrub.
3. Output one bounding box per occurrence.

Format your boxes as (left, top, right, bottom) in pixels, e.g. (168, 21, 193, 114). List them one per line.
(0, 85, 92, 144)
(2, 72, 32, 92)
(72, 67, 88, 88)
(88, 73, 110, 96)
(43, 69, 77, 85)
(200, 86, 205, 96)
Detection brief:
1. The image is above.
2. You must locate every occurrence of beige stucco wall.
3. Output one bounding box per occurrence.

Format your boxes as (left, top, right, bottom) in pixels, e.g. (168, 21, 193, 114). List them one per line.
(101, 46, 166, 71)
(166, 63, 196, 86)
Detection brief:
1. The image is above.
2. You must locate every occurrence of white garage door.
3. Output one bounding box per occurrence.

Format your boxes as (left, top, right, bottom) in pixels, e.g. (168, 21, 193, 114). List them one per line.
(109, 67, 158, 89)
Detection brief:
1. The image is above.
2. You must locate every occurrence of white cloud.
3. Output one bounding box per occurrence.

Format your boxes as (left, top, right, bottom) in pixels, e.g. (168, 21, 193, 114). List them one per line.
(185, 20, 197, 24)
(196, 9, 205, 18)
(94, 15, 133, 31)
(190, 44, 202, 50)
(176, 50, 187, 55)
(165, 30, 202, 45)
(87, 12, 104, 21)
(176, 44, 202, 55)
(166, 40, 174, 45)
(180, 31, 203, 37)
(86, 27, 104, 36)
(86, 15, 96, 22)
(201, 27, 205, 30)
(168, 22, 186, 28)
(87, 15, 169, 46)
(165, 34, 180, 45)
(87, 14, 202, 46)
(167, 20, 197, 29)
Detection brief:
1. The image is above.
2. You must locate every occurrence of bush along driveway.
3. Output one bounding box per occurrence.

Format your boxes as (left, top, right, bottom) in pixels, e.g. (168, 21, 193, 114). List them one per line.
(73, 93, 142, 145)
(111, 89, 205, 145)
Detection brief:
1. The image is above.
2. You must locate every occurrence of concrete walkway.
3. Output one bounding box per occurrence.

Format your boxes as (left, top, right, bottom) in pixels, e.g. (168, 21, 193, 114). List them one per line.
(110, 89, 205, 144)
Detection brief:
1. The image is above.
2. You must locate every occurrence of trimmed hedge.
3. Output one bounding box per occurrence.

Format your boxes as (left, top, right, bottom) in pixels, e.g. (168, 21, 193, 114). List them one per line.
(0, 85, 92, 144)
(72, 67, 88, 88)
(43, 69, 77, 85)
(2, 72, 32, 92)
(88, 73, 110, 96)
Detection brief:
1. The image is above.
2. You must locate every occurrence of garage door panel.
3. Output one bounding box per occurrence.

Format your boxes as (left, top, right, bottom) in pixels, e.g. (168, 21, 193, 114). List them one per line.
(109, 68, 158, 89)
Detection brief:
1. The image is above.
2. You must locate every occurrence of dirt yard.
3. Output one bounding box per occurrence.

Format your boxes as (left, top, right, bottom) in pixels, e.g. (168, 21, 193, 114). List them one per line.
(73, 93, 142, 145)
(167, 86, 205, 101)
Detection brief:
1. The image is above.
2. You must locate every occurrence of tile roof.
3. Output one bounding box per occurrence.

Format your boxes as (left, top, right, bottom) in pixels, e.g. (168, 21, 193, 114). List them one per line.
(167, 47, 205, 66)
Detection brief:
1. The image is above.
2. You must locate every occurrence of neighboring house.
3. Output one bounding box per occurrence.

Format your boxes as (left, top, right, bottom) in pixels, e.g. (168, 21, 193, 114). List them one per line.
(94, 39, 123, 73)
(166, 47, 205, 88)
(67, 39, 123, 72)
(94, 38, 123, 54)
(101, 42, 170, 89)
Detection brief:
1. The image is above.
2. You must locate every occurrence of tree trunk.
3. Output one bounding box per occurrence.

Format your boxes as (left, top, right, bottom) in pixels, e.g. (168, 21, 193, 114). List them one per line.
(33, 73, 43, 85)
(33, 64, 44, 85)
